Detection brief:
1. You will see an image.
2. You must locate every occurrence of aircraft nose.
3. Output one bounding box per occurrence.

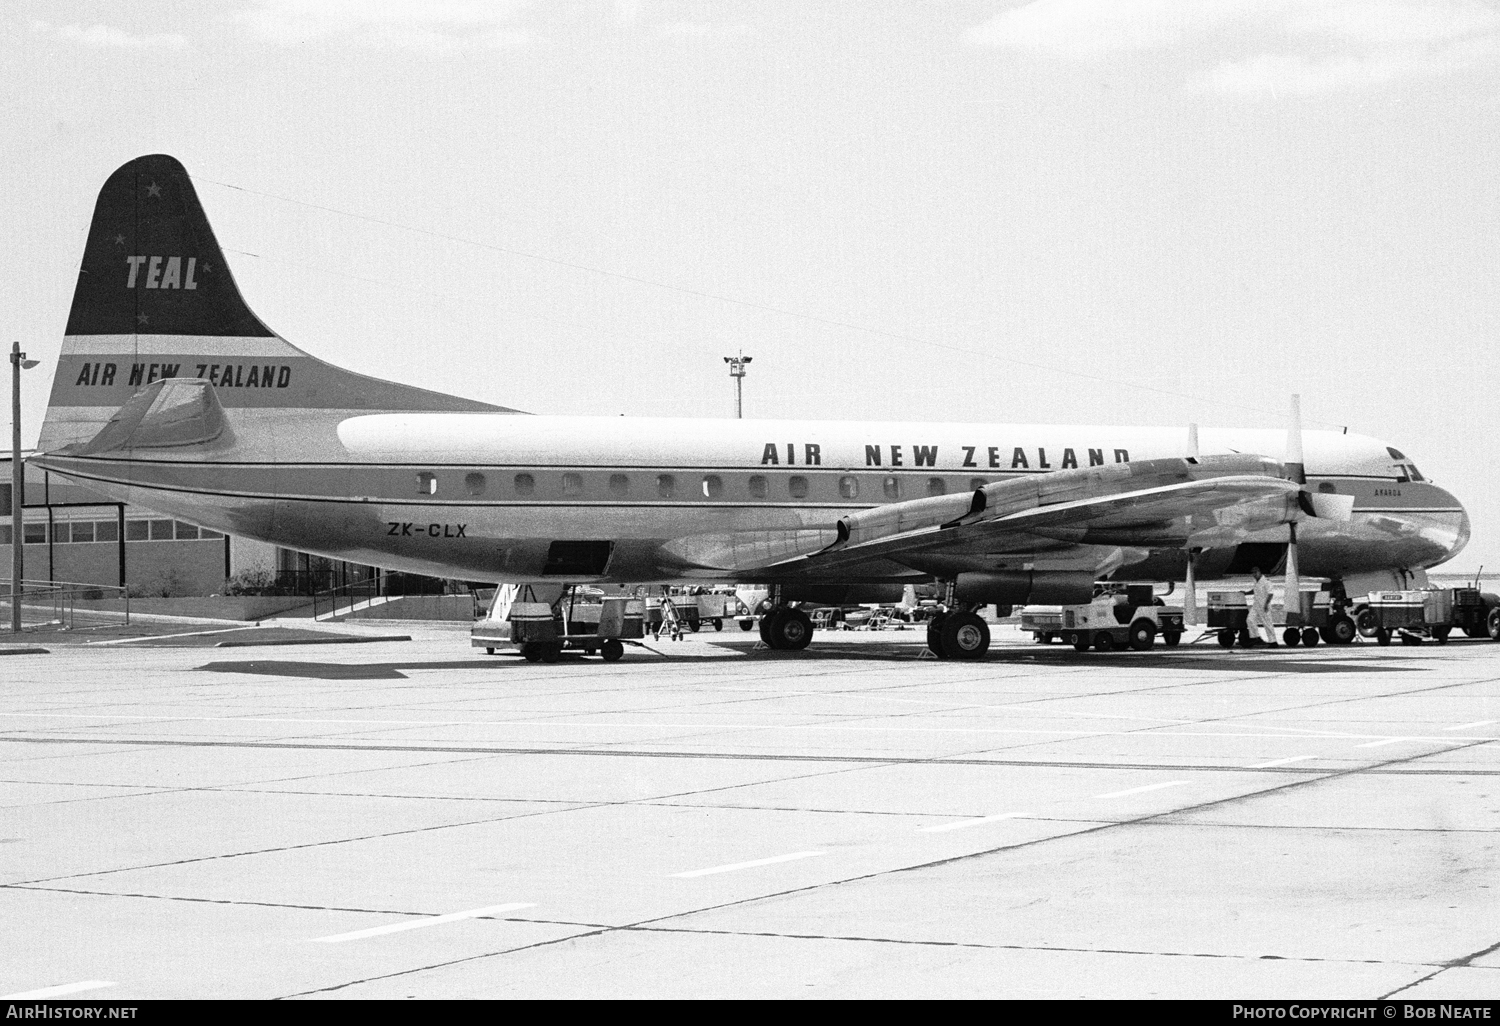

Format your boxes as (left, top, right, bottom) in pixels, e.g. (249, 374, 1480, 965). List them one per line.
(1436, 485, 1471, 562)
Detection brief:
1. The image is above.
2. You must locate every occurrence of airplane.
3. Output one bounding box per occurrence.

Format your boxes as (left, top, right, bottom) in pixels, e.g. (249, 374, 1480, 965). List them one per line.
(28, 154, 1471, 660)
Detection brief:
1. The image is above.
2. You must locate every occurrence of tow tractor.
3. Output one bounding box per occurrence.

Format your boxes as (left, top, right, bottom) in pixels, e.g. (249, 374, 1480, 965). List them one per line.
(1021, 585, 1184, 652)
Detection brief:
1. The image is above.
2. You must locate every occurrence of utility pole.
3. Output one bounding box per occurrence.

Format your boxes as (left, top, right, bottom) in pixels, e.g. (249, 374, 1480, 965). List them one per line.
(11, 342, 39, 633)
(723, 352, 751, 419)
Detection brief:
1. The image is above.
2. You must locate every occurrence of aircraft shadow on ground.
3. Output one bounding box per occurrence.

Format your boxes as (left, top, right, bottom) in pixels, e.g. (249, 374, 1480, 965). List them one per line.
(196, 645, 1427, 679)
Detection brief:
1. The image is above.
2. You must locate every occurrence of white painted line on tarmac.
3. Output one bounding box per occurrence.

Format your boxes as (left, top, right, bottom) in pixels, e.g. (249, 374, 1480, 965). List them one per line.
(671, 851, 824, 878)
(921, 812, 1031, 834)
(1090, 781, 1188, 800)
(1, 981, 116, 999)
(1247, 756, 1318, 768)
(1356, 737, 1411, 748)
(310, 902, 535, 943)
(1444, 720, 1496, 732)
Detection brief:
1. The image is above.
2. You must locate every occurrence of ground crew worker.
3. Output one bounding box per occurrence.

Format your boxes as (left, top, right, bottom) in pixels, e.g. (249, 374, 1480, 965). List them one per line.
(1245, 567, 1276, 646)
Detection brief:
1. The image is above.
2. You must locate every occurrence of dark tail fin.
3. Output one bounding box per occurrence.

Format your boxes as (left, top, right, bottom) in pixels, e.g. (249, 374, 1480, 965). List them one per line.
(40, 154, 511, 451)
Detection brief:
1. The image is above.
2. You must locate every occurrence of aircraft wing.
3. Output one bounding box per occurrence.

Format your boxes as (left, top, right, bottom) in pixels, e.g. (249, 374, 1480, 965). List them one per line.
(739, 454, 1305, 579)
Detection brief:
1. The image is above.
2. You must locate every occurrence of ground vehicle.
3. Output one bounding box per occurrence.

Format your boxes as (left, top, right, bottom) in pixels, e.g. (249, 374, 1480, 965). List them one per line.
(1361, 588, 1500, 645)
(473, 586, 645, 661)
(1208, 589, 1356, 648)
(1027, 586, 1184, 652)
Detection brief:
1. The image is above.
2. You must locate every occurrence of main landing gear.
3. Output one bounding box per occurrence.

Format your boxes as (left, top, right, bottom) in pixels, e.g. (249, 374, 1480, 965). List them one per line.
(758, 606, 814, 651)
(925, 609, 991, 660)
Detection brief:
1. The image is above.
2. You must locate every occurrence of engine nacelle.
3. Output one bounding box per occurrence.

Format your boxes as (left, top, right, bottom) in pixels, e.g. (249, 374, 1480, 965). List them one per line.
(953, 571, 1095, 607)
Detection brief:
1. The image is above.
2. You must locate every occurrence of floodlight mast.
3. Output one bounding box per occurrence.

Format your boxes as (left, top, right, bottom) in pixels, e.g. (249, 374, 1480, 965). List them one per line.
(11, 342, 40, 633)
(723, 352, 752, 419)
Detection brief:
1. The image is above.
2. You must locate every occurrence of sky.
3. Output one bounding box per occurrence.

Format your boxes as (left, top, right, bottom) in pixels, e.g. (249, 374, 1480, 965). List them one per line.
(4, 0, 1499, 570)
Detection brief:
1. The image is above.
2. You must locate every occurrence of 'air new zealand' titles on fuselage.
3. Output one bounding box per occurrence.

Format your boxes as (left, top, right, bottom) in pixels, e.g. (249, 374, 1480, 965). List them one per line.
(31, 155, 1470, 604)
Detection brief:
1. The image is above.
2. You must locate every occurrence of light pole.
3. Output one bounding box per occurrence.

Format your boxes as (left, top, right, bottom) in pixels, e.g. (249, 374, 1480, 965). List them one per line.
(11, 341, 40, 633)
(723, 352, 751, 419)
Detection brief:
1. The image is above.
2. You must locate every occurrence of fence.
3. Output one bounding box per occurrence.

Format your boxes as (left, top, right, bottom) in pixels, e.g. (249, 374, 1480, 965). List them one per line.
(0, 579, 131, 631)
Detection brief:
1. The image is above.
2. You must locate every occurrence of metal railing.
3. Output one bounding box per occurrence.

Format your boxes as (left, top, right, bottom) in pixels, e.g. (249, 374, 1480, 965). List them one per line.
(1, 579, 130, 631)
(311, 577, 480, 621)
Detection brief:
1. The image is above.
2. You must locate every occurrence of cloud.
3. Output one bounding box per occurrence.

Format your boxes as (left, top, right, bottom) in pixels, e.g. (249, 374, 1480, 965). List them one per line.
(233, 0, 529, 47)
(966, 0, 1500, 95)
(32, 19, 188, 49)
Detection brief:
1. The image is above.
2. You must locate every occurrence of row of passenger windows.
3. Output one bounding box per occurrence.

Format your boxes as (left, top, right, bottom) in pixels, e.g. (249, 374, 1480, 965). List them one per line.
(415, 472, 1000, 501)
(0, 520, 224, 546)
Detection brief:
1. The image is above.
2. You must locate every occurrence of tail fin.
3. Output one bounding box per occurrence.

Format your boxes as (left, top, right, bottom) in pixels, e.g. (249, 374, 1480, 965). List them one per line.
(39, 153, 510, 451)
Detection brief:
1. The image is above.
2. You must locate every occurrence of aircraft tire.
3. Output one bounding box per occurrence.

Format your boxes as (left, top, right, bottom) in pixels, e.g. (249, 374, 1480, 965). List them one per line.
(1128, 618, 1155, 651)
(1162, 631, 1181, 647)
(940, 613, 990, 660)
(773, 607, 814, 651)
(759, 613, 777, 646)
(601, 639, 624, 662)
(1301, 627, 1320, 647)
(1328, 616, 1357, 645)
(1282, 628, 1301, 647)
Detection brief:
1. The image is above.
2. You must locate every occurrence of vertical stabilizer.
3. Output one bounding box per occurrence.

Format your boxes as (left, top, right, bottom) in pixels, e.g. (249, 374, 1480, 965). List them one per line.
(40, 154, 511, 452)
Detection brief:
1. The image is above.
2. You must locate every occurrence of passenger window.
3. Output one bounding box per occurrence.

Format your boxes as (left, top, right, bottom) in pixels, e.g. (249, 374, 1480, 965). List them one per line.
(748, 475, 768, 499)
(657, 474, 676, 498)
(514, 473, 535, 496)
(417, 472, 437, 495)
(838, 476, 859, 500)
(788, 475, 809, 499)
(926, 477, 946, 496)
(609, 473, 630, 497)
(883, 476, 900, 500)
(1317, 482, 1336, 493)
(562, 473, 584, 497)
(702, 474, 724, 499)
(465, 472, 486, 496)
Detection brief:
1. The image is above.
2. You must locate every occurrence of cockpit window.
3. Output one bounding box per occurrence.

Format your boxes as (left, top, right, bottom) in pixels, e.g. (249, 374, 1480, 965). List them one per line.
(1386, 447, 1406, 460)
(1407, 464, 1425, 482)
(1393, 465, 1409, 483)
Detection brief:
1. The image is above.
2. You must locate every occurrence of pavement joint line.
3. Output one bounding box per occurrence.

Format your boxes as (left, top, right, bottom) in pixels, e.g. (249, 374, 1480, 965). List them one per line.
(0, 981, 116, 1000)
(310, 902, 537, 943)
(0, 709, 1488, 745)
(670, 851, 825, 878)
(3, 733, 1496, 775)
(1379, 935, 1500, 999)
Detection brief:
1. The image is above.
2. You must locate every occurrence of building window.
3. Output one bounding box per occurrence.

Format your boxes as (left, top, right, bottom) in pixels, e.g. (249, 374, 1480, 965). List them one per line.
(926, 478, 946, 496)
(200, 528, 223, 540)
(0, 525, 10, 546)
(514, 473, 535, 496)
(24, 523, 46, 544)
(609, 473, 630, 497)
(126, 519, 150, 541)
(70, 522, 95, 543)
(464, 472, 486, 496)
(788, 475, 809, 499)
(562, 473, 584, 497)
(657, 474, 676, 498)
(175, 521, 199, 540)
(95, 520, 119, 542)
(702, 474, 723, 499)
(883, 476, 901, 500)
(747, 475, 768, 499)
(838, 476, 859, 500)
(150, 520, 174, 541)
(417, 472, 438, 495)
